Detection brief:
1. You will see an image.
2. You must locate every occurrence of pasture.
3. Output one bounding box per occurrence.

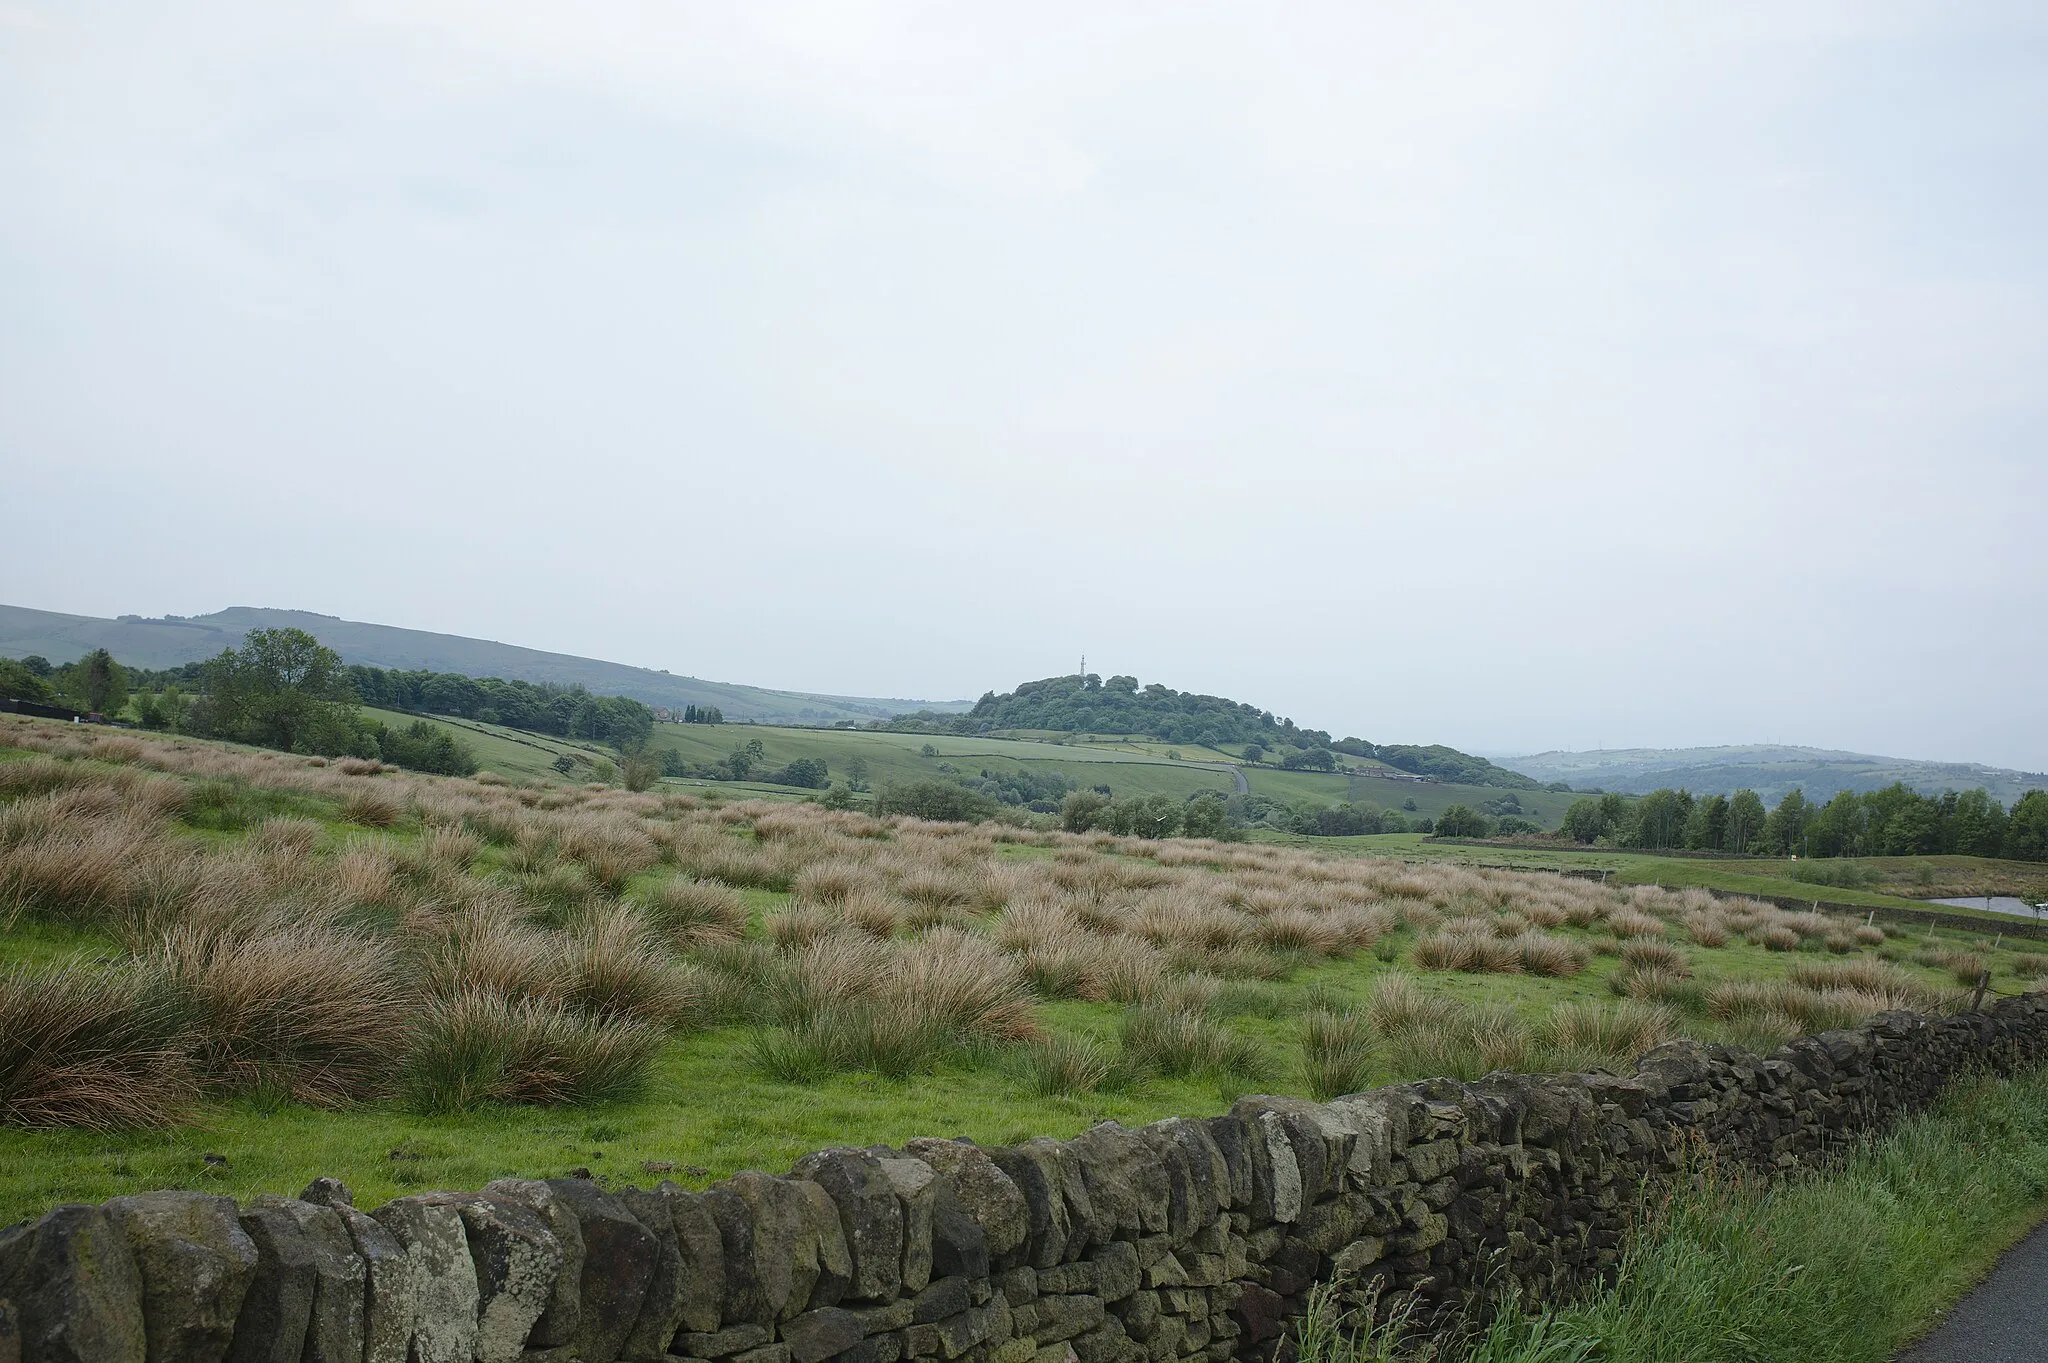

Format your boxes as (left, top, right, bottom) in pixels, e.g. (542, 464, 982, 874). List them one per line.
(1, 714, 2037, 1227)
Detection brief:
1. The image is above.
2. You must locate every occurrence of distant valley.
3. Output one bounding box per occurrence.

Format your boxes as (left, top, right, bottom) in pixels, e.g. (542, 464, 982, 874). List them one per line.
(1507, 744, 2048, 804)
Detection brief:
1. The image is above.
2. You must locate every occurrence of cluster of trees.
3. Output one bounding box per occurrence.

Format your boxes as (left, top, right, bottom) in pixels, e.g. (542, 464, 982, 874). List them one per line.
(678, 705, 725, 725)
(661, 738, 829, 788)
(1558, 782, 2048, 862)
(966, 767, 1074, 812)
(1370, 745, 1551, 791)
(881, 674, 1543, 792)
(1059, 790, 1234, 840)
(873, 780, 1005, 823)
(2, 650, 134, 715)
(1431, 804, 1542, 838)
(890, 673, 1308, 748)
(344, 665, 653, 750)
(173, 630, 478, 774)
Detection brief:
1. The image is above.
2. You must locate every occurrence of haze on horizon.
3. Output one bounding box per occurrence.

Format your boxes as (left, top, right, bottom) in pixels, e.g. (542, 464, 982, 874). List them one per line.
(2, 3, 2043, 771)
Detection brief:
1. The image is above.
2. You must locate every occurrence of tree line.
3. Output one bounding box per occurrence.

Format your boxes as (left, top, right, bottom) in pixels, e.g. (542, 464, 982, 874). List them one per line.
(344, 665, 653, 749)
(1558, 783, 2048, 862)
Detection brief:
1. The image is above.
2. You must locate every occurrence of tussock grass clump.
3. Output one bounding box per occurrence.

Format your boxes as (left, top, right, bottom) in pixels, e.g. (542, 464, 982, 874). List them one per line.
(1607, 910, 1666, 940)
(1620, 939, 1688, 975)
(1120, 1006, 1271, 1082)
(1366, 972, 1464, 1036)
(1752, 925, 1800, 952)
(558, 904, 700, 1027)
(157, 923, 405, 1105)
(1610, 963, 1702, 1012)
(1413, 930, 1519, 974)
(1787, 959, 1925, 1000)
(1299, 1010, 1375, 1100)
(1681, 912, 1730, 948)
(1537, 1000, 1675, 1069)
(642, 876, 748, 947)
(1384, 1002, 1531, 1081)
(403, 992, 660, 1113)
(1512, 932, 1591, 977)
(1021, 1034, 1119, 1097)
(340, 787, 402, 828)
(0, 963, 193, 1129)
(751, 929, 1038, 1079)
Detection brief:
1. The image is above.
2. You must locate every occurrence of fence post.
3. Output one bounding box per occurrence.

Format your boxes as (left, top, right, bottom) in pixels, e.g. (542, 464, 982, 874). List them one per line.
(1972, 970, 1991, 1012)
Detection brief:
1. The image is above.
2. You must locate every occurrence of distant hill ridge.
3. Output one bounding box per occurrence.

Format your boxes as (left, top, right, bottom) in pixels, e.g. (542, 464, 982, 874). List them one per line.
(0, 604, 970, 725)
(1508, 744, 2048, 805)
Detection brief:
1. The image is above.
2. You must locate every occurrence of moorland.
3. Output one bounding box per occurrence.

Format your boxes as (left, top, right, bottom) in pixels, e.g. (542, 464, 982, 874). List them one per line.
(4, 711, 2039, 1228)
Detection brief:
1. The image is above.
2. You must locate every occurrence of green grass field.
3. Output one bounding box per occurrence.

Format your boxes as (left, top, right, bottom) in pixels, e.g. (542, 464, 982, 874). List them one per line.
(648, 723, 1238, 802)
(7, 717, 2043, 1228)
(0, 877, 2012, 1224)
(1269, 832, 2042, 927)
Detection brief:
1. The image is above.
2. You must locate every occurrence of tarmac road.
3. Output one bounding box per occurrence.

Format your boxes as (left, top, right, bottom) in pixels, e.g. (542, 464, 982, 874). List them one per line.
(1894, 1222, 2048, 1362)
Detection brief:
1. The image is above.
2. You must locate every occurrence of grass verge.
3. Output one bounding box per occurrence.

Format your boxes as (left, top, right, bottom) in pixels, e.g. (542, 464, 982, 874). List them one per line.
(1302, 1065, 2048, 1362)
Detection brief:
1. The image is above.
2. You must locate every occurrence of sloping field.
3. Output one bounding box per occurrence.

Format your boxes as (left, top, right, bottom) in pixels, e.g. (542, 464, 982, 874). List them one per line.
(1, 714, 2036, 1225)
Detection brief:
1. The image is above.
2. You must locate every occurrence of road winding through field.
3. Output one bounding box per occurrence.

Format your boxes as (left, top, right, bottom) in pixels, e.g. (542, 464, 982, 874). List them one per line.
(1180, 760, 1250, 794)
(1893, 1222, 2048, 1362)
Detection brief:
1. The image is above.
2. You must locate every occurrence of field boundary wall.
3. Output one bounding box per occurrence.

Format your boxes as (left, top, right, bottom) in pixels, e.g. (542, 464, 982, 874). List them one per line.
(6, 996, 2048, 1363)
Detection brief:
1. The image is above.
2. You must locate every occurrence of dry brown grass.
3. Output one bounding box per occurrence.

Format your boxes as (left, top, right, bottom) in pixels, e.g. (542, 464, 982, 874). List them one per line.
(340, 787, 402, 828)
(1537, 1000, 1675, 1068)
(156, 923, 406, 1104)
(643, 876, 749, 947)
(0, 713, 1988, 1125)
(0, 963, 194, 1129)
(1607, 909, 1666, 940)
(1620, 940, 1689, 975)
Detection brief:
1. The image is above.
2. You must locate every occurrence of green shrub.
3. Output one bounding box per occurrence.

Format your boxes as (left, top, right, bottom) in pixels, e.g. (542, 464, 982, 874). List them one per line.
(1021, 1034, 1118, 1097)
(1119, 1005, 1271, 1082)
(1299, 1010, 1374, 1100)
(403, 992, 661, 1113)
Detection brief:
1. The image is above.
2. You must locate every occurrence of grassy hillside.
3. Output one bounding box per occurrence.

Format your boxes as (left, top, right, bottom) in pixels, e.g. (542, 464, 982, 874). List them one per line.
(1508, 743, 2048, 805)
(650, 723, 1238, 802)
(5, 713, 2039, 1224)
(0, 603, 968, 724)
(377, 712, 1587, 826)
(1237, 766, 1579, 824)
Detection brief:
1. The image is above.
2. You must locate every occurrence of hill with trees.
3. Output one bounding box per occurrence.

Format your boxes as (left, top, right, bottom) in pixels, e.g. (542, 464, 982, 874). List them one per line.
(885, 673, 1545, 791)
(0, 602, 968, 724)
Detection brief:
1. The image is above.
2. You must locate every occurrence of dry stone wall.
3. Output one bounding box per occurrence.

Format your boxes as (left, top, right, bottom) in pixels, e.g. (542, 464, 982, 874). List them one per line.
(6, 993, 2048, 1363)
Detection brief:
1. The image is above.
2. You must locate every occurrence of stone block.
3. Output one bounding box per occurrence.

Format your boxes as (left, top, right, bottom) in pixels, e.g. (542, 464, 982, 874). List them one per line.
(677, 1323, 773, 1357)
(794, 1151, 906, 1304)
(227, 1201, 319, 1363)
(903, 1141, 1029, 1267)
(0, 1203, 145, 1363)
(912, 1276, 971, 1325)
(783, 1307, 865, 1363)
(660, 1183, 728, 1335)
(243, 1198, 363, 1363)
(102, 1190, 257, 1363)
(369, 1196, 478, 1363)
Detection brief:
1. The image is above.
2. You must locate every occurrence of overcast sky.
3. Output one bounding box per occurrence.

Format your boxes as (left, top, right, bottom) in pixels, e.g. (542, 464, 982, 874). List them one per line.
(3, 3, 2044, 768)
